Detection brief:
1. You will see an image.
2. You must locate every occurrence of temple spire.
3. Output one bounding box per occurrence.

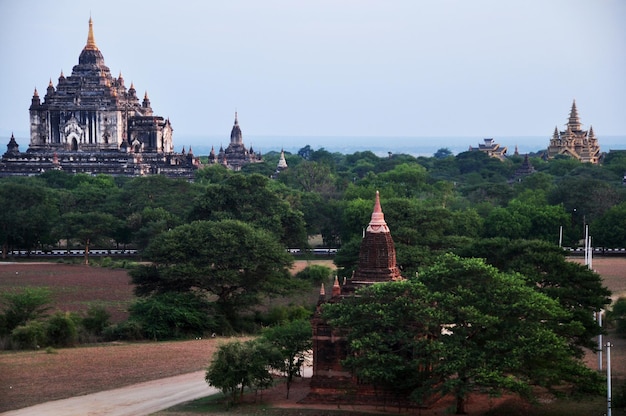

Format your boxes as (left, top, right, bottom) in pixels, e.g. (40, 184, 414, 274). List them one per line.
(366, 191, 390, 233)
(85, 17, 98, 51)
(567, 99, 581, 131)
(332, 276, 341, 297)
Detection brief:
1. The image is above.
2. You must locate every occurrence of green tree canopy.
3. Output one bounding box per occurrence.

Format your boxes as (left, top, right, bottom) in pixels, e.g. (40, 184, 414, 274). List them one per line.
(456, 238, 611, 354)
(261, 319, 312, 398)
(131, 219, 295, 329)
(0, 182, 59, 256)
(189, 174, 307, 248)
(418, 254, 603, 413)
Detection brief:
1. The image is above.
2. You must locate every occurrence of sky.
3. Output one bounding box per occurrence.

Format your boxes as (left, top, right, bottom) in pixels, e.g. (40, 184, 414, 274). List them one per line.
(0, 0, 624, 153)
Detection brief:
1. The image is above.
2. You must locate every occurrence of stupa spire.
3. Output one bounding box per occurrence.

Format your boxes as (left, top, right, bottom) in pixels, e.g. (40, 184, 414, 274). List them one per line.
(85, 17, 98, 51)
(366, 191, 390, 233)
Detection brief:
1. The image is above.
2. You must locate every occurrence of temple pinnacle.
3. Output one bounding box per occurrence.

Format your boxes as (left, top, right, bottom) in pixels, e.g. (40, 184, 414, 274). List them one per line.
(85, 17, 98, 51)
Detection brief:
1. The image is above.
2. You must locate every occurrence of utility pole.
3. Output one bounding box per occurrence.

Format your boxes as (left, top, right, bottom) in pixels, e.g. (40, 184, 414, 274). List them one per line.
(607, 341, 612, 416)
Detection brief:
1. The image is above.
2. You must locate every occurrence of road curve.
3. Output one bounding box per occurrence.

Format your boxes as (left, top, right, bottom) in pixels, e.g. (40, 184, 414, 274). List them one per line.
(1, 371, 214, 416)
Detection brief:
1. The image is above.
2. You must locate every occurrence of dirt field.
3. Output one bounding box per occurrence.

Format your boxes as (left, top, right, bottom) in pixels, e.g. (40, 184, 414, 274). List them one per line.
(0, 258, 624, 414)
(0, 263, 134, 323)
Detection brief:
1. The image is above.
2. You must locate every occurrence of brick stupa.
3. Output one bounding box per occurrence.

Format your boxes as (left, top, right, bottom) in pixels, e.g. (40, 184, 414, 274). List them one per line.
(305, 191, 405, 404)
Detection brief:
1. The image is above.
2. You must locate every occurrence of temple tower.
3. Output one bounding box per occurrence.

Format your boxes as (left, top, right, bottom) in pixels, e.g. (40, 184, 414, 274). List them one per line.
(349, 191, 402, 289)
(212, 112, 262, 170)
(547, 100, 601, 163)
(27, 18, 172, 154)
(307, 191, 404, 403)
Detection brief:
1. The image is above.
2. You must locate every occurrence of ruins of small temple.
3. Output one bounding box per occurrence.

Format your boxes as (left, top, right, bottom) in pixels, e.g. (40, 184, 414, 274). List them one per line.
(469, 138, 508, 160)
(305, 191, 405, 404)
(546, 100, 601, 164)
(206, 112, 262, 171)
(0, 18, 199, 179)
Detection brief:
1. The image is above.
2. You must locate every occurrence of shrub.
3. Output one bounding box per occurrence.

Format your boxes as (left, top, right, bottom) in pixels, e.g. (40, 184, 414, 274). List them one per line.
(205, 339, 280, 404)
(11, 321, 46, 349)
(258, 305, 312, 326)
(46, 311, 79, 347)
(82, 305, 111, 335)
(294, 265, 333, 286)
(102, 320, 144, 341)
(1, 287, 52, 333)
(129, 292, 216, 340)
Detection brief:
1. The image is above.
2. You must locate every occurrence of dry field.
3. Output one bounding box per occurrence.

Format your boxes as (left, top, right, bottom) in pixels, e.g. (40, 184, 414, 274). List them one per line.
(0, 263, 134, 323)
(0, 258, 624, 415)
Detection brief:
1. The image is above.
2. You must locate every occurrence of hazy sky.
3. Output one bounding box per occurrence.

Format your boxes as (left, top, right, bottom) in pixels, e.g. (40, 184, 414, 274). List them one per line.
(1, 0, 624, 144)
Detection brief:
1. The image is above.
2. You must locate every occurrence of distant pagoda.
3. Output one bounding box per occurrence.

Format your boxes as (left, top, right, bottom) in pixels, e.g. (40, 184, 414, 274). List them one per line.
(546, 100, 601, 164)
(207, 112, 262, 171)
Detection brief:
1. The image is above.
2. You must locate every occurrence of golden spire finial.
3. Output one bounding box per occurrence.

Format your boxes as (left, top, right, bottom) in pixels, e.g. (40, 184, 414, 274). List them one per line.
(85, 17, 98, 51)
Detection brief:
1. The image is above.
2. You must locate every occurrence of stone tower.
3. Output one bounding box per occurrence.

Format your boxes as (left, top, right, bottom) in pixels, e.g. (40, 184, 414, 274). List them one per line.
(547, 100, 601, 163)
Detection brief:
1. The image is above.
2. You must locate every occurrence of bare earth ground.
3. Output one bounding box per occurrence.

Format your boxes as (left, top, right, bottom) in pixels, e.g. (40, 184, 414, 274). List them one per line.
(0, 258, 624, 415)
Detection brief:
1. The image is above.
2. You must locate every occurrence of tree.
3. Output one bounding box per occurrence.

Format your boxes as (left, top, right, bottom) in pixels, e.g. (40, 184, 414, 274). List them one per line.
(0, 181, 59, 257)
(323, 280, 442, 406)
(592, 202, 626, 248)
(59, 212, 122, 264)
(457, 238, 611, 354)
(189, 174, 307, 248)
(325, 255, 604, 414)
(419, 254, 603, 414)
(131, 220, 295, 330)
(261, 319, 313, 398)
(205, 339, 280, 404)
(434, 148, 453, 159)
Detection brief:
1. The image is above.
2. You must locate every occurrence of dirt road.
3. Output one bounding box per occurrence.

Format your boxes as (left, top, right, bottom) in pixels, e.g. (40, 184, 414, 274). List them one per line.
(1, 371, 214, 416)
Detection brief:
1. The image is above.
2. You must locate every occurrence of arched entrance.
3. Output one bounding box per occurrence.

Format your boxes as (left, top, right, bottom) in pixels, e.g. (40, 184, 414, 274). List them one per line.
(71, 137, 78, 151)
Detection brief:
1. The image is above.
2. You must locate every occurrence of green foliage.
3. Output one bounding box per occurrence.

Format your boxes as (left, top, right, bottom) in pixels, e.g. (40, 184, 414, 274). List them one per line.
(45, 311, 79, 347)
(129, 292, 215, 340)
(101, 320, 144, 341)
(1, 287, 52, 334)
(261, 319, 312, 398)
(81, 305, 111, 335)
(205, 339, 280, 404)
(257, 305, 312, 327)
(456, 238, 611, 354)
(325, 254, 605, 414)
(132, 219, 295, 331)
(294, 265, 333, 286)
(11, 320, 46, 349)
(419, 254, 604, 413)
(592, 202, 626, 248)
(324, 280, 442, 404)
(0, 182, 60, 253)
(189, 173, 307, 247)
